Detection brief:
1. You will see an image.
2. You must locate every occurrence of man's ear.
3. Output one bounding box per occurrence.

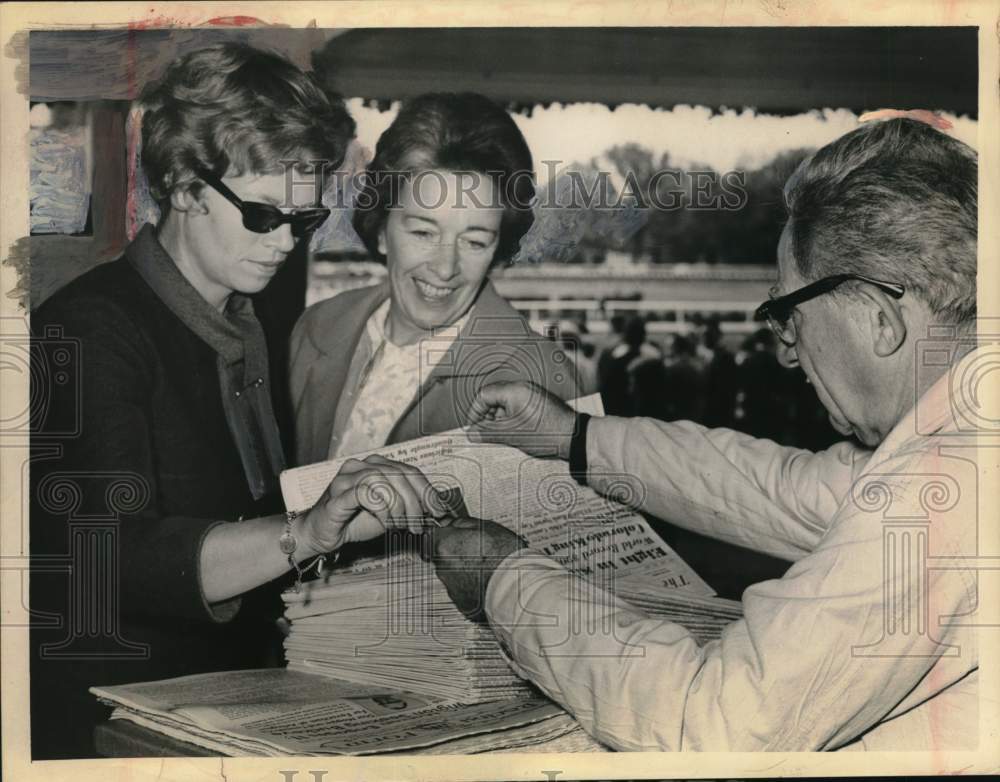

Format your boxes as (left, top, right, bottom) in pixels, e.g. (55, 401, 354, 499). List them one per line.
(863, 287, 907, 357)
(169, 183, 208, 215)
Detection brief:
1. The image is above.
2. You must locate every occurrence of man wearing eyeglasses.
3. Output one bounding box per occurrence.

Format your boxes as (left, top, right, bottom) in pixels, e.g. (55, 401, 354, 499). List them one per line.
(432, 117, 985, 751)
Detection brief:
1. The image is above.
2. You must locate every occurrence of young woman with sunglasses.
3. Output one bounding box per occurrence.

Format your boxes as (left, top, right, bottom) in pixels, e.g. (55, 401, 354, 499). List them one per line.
(30, 44, 446, 758)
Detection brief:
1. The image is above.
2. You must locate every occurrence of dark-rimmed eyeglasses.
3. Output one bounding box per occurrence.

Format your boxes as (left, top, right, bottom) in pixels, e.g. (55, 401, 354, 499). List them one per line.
(194, 167, 330, 238)
(755, 273, 905, 346)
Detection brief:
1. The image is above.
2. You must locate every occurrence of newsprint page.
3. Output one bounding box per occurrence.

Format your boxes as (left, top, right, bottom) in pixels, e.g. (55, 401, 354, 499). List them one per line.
(1, 2, 998, 782)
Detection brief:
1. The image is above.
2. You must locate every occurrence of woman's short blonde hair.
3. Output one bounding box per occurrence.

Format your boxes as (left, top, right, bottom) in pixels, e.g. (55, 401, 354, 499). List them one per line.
(140, 43, 355, 208)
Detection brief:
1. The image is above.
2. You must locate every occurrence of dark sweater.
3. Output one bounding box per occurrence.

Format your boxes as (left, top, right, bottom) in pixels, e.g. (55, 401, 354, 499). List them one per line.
(29, 257, 293, 759)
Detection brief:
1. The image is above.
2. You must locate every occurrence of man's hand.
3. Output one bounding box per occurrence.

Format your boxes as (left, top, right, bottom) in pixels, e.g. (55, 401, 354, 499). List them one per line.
(466, 380, 577, 460)
(428, 518, 527, 621)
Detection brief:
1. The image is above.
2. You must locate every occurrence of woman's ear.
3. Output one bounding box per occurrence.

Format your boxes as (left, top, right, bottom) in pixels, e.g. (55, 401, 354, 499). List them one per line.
(169, 183, 208, 216)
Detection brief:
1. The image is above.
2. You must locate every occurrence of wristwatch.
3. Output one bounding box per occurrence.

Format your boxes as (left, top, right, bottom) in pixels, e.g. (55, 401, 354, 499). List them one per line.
(568, 413, 591, 486)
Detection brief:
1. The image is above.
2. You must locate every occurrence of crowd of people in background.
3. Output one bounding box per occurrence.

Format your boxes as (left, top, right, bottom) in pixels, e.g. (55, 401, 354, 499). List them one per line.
(553, 314, 840, 451)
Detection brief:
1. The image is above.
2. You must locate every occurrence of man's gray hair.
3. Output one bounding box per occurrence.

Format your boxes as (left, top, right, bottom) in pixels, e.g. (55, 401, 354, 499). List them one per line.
(783, 118, 977, 325)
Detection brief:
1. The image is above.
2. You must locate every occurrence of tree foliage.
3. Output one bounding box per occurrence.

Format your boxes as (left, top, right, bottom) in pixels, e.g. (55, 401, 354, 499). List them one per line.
(568, 146, 813, 264)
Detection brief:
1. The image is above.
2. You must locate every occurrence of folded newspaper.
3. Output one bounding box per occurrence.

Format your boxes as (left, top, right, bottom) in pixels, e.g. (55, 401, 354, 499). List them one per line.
(92, 669, 606, 755)
(278, 396, 743, 703)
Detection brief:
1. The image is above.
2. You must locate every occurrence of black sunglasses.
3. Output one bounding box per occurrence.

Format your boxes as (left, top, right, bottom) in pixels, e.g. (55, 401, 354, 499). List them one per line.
(755, 273, 905, 346)
(194, 167, 330, 238)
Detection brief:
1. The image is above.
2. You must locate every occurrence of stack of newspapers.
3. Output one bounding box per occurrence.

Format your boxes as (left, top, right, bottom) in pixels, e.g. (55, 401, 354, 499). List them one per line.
(283, 548, 536, 701)
(282, 545, 742, 702)
(278, 412, 743, 704)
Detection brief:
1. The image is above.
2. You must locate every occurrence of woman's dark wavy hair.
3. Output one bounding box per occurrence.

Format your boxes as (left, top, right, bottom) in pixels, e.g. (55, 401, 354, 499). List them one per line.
(140, 43, 356, 208)
(352, 92, 535, 266)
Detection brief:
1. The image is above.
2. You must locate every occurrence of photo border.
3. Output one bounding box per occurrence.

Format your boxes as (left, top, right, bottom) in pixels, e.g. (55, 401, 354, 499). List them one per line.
(2, 2, 997, 780)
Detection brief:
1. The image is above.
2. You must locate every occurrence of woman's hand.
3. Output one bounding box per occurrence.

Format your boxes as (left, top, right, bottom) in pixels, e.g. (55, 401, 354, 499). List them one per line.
(299, 454, 449, 555)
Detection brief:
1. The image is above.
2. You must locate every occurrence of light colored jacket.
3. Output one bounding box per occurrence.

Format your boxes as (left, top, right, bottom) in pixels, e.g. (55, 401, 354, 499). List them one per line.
(289, 280, 580, 466)
(486, 346, 987, 751)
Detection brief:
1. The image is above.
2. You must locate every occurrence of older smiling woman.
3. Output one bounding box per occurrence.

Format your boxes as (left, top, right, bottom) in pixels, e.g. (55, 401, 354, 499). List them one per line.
(289, 92, 580, 466)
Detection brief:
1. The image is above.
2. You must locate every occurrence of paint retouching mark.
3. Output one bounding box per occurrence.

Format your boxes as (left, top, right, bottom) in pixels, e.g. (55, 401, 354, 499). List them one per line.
(4, 28, 29, 96)
(3, 238, 31, 311)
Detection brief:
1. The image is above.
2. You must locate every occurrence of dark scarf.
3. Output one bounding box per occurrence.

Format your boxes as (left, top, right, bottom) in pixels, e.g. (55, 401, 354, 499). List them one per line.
(126, 224, 286, 499)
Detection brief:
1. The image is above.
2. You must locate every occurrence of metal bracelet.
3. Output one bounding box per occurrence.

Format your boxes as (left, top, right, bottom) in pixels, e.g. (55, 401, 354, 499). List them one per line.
(282, 509, 335, 594)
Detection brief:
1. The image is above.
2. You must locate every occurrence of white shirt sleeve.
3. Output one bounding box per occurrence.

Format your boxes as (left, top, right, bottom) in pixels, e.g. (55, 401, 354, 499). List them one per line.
(487, 530, 973, 749)
(585, 416, 872, 561)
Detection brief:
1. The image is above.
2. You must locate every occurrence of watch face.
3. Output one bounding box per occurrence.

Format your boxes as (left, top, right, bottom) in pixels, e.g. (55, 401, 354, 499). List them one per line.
(279, 532, 297, 555)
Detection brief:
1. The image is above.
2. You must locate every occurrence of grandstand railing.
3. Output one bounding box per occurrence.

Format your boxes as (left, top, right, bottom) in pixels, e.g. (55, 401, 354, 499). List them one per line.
(511, 299, 762, 334)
